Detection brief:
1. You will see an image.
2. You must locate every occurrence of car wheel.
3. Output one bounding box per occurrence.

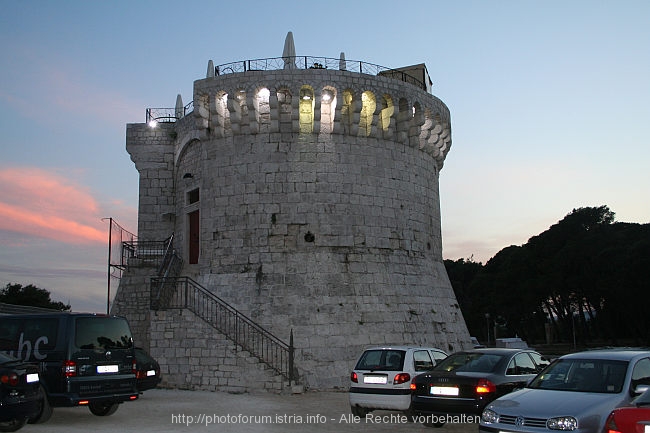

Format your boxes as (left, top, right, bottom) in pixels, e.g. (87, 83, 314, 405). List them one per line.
(88, 402, 120, 416)
(350, 405, 370, 418)
(28, 386, 53, 424)
(0, 418, 28, 432)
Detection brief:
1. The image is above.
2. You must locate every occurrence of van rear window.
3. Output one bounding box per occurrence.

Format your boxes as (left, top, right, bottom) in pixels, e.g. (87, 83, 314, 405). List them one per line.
(75, 317, 133, 350)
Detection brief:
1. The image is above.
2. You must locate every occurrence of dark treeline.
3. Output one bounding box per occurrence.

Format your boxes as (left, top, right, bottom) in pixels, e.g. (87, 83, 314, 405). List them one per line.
(0, 283, 71, 311)
(446, 206, 650, 347)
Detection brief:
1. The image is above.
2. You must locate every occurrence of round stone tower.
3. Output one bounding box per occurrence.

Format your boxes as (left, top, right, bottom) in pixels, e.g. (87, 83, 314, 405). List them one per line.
(121, 43, 471, 389)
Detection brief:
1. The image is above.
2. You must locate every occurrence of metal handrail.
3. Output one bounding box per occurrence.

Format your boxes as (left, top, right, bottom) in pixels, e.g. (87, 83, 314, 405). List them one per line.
(150, 276, 295, 383)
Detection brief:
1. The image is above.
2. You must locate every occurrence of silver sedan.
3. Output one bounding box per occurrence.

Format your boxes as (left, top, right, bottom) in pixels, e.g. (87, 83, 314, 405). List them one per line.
(479, 349, 650, 433)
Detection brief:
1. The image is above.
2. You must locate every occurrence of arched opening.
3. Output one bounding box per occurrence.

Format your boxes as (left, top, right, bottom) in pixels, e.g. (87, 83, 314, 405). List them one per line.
(235, 89, 248, 132)
(299, 85, 315, 134)
(360, 91, 376, 137)
(341, 90, 354, 134)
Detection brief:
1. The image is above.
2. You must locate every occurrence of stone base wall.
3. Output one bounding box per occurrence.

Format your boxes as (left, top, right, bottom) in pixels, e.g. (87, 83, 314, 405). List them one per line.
(197, 249, 469, 389)
(150, 309, 286, 393)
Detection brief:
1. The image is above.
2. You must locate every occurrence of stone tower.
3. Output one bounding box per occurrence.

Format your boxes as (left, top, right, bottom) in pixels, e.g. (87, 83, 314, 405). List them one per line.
(114, 35, 471, 390)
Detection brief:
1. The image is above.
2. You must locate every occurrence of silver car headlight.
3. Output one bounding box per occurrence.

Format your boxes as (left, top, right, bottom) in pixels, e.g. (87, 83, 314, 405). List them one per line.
(481, 408, 499, 424)
(547, 416, 578, 431)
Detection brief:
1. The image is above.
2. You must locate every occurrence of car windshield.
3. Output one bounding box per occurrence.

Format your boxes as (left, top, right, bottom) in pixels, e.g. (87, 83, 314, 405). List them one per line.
(355, 350, 406, 371)
(529, 358, 628, 393)
(435, 352, 503, 373)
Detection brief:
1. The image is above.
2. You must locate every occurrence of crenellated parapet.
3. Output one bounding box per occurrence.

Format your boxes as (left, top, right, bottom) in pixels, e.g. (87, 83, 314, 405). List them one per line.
(191, 64, 452, 168)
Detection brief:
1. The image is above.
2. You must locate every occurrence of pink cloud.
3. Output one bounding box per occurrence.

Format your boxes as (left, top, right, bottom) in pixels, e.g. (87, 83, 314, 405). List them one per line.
(0, 167, 110, 244)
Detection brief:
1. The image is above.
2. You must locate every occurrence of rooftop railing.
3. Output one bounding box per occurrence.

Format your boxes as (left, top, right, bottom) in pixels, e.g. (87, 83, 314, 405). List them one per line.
(146, 101, 194, 125)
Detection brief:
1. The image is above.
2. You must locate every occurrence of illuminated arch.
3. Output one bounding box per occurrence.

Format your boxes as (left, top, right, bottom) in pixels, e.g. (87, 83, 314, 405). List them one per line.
(319, 86, 336, 134)
(299, 85, 315, 134)
(360, 91, 376, 137)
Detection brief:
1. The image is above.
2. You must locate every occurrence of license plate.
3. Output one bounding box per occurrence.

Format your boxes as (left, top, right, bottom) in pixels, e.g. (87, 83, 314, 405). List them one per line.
(26, 373, 39, 383)
(644, 425, 650, 433)
(364, 376, 387, 384)
(430, 386, 459, 396)
(97, 365, 119, 373)
(146, 370, 156, 377)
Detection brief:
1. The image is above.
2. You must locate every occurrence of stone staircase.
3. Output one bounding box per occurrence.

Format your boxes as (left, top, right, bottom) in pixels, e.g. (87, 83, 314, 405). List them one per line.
(111, 237, 298, 393)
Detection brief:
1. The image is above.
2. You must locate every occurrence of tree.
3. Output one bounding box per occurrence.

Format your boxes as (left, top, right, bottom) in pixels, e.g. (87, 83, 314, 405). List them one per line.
(445, 257, 484, 337)
(0, 283, 71, 311)
(456, 205, 650, 346)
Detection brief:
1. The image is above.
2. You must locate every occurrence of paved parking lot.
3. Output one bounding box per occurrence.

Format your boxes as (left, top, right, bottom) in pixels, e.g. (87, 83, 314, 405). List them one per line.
(23, 388, 478, 433)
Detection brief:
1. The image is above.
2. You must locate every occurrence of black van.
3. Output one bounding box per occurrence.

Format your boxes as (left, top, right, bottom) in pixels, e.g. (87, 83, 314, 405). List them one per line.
(0, 312, 138, 422)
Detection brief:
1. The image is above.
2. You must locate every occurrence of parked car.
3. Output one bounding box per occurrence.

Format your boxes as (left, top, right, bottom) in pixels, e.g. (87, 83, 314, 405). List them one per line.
(349, 346, 448, 417)
(603, 387, 650, 433)
(134, 348, 161, 392)
(411, 348, 549, 427)
(480, 349, 650, 433)
(0, 312, 139, 421)
(0, 352, 43, 432)
(471, 337, 486, 349)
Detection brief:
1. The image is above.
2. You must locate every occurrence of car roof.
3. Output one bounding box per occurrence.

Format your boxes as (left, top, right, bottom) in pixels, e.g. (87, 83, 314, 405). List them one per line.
(362, 346, 446, 352)
(560, 349, 650, 361)
(451, 348, 536, 355)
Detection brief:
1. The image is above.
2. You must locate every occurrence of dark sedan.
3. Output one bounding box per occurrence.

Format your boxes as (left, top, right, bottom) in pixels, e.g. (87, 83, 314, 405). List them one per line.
(410, 348, 549, 427)
(0, 352, 43, 432)
(134, 348, 161, 392)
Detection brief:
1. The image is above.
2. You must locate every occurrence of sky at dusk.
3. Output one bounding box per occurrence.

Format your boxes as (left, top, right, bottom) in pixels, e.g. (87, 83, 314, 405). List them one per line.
(1, 1, 649, 313)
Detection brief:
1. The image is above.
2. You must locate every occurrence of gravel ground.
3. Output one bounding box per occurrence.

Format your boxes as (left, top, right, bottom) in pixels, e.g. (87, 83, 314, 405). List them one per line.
(21, 388, 479, 433)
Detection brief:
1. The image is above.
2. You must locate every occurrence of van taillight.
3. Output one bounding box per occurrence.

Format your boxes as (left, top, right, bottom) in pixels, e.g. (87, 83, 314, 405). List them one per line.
(63, 360, 77, 377)
(1, 373, 19, 386)
(350, 372, 358, 383)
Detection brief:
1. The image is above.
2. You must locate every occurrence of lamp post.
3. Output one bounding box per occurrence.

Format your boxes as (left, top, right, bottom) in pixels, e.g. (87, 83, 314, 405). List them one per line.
(485, 313, 491, 347)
